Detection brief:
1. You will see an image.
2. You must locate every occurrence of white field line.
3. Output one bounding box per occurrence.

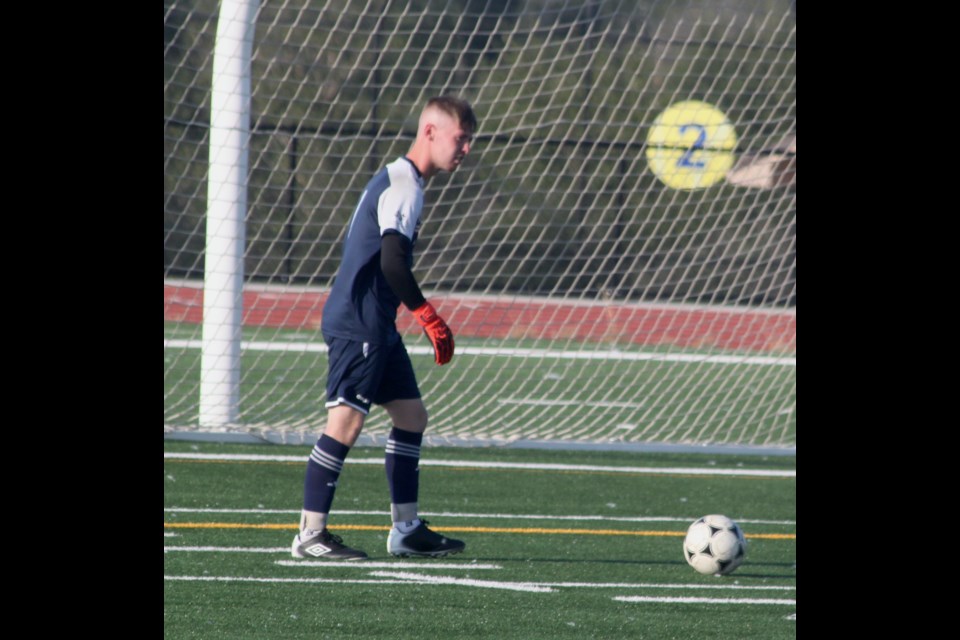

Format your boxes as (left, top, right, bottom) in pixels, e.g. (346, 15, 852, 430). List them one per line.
(162, 507, 796, 526)
(369, 571, 553, 593)
(164, 546, 287, 553)
(543, 582, 795, 591)
(498, 398, 644, 409)
(613, 596, 796, 605)
(163, 452, 796, 478)
(163, 532, 180, 537)
(164, 575, 422, 586)
(274, 560, 501, 570)
(164, 574, 549, 593)
(163, 339, 795, 367)
(164, 574, 797, 597)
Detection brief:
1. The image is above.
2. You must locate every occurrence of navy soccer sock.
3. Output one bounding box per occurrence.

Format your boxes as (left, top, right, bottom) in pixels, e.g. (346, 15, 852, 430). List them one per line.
(302, 435, 350, 529)
(385, 427, 423, 524)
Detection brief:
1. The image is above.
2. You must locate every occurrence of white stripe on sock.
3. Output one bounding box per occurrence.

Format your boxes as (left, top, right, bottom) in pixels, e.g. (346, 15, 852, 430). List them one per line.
(385, 441, 421, 458)
(310, 449, 344, 473)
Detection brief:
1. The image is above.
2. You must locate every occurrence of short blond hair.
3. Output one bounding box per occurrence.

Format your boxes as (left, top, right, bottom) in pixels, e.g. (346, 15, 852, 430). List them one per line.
(424, 96, 477, 132)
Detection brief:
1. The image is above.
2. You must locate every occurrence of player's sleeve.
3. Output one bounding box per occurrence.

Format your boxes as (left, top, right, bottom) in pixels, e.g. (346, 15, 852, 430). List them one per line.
(381, 232, 426, 311)
(377, 179, 422, 240)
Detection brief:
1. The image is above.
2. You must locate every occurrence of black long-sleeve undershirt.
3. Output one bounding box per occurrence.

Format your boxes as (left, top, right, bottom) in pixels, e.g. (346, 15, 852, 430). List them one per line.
(381, 231, 426, 311)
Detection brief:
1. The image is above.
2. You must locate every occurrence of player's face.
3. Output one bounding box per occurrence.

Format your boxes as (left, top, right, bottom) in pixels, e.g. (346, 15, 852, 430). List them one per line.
(432, 118, 473, 172)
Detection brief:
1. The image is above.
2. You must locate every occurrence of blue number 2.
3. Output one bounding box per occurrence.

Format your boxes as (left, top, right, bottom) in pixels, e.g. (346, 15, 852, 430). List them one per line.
(677, 124, 706, 168)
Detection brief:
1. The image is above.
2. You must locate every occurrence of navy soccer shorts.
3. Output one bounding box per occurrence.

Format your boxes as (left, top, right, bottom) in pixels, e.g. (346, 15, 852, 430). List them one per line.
(323, 336, 421, 415)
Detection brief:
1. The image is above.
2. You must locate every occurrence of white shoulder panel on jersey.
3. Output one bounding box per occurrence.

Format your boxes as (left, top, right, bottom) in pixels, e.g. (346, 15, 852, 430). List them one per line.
(378, 159, 424, 240)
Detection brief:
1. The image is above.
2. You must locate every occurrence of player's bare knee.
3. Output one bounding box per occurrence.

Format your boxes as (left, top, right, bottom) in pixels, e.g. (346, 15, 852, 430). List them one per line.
(384, 399, 428, 432)
(401, 406, 428, 432)
(324, 404, 367, 446)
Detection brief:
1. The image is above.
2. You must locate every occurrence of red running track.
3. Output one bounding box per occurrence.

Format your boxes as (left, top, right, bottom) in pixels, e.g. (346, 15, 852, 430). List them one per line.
(164, 283, 795, 353)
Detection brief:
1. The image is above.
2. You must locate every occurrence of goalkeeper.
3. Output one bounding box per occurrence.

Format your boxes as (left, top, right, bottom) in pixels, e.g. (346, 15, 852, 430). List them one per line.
(292, 96, 477, 561)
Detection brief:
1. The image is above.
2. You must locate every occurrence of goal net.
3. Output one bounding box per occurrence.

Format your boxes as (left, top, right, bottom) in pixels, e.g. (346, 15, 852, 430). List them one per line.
(164, 0, 796, 450)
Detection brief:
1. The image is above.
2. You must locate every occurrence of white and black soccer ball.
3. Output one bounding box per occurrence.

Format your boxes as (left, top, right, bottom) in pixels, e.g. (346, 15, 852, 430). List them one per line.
(683, 514, 747, 576)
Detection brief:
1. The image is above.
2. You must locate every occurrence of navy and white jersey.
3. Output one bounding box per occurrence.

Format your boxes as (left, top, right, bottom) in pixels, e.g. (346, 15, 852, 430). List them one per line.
(321, 157, 424, 344)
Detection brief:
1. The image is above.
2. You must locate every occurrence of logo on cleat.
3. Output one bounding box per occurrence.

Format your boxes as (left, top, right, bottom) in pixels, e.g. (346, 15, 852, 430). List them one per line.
(305, 543, 332, 557)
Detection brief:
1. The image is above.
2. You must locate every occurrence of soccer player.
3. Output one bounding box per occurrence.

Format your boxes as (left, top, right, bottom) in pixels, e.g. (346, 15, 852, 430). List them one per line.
(291, 96, 477, 560)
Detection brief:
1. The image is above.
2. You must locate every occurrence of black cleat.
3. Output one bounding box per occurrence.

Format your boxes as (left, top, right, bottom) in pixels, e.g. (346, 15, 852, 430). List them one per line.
(291, 528, 368, 560)
(387, 520, 466, 558)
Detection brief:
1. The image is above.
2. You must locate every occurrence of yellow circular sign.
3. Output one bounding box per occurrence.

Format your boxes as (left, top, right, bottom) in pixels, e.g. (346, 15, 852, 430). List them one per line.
(646, 100, 737, 190)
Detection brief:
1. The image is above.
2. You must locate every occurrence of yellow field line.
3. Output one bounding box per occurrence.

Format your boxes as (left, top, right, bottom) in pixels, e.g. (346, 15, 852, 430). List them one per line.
(163, 522, 795, 540)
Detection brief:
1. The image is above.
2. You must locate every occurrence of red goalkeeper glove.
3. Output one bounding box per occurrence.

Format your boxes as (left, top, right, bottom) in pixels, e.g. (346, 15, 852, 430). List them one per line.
(412, 301, 454, 365)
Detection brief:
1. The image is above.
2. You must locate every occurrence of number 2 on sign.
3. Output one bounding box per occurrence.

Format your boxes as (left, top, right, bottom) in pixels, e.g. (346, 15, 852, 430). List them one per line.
(677, 124, 706, 168)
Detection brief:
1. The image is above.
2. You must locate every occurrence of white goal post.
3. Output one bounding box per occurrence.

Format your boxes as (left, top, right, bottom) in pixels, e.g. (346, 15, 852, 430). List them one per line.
(164, 0, 796, 451)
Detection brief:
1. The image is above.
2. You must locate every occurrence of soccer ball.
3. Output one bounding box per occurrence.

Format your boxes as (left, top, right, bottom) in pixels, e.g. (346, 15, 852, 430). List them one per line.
(683, 514, 747, 576)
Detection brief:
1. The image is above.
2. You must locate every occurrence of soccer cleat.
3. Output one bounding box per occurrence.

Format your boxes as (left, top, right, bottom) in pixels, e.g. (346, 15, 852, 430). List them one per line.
(291, 528, 368, 560)
(387, 520, 465, 558)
